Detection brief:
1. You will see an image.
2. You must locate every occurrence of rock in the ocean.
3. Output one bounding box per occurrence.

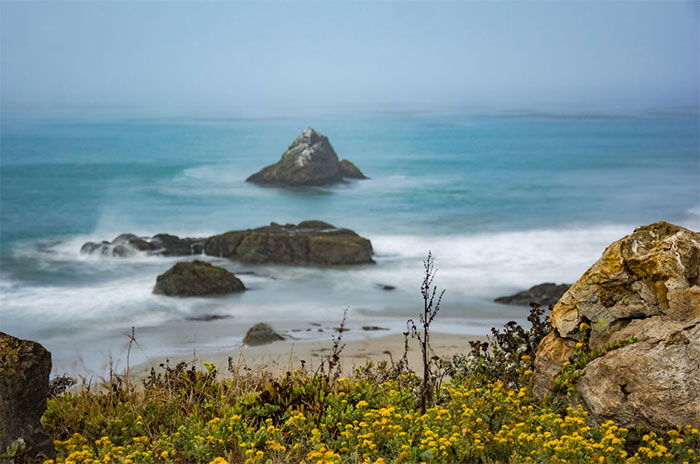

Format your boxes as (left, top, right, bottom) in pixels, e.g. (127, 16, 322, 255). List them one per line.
(533, 221, 700, 431)
(81, 233, 204, 258)
(204, 221, 374, 265)
(0, 332, 56, 461)
(495, 283, 570, 307)
(339, 159, 367, 179)
(243, 323, 285, 346)
(246, 128, 367, 186)
(153, 260, 245, 296)
(80, 221, 371, 266)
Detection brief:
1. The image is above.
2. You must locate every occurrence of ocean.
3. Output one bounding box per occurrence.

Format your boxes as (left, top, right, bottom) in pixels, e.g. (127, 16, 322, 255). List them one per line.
(1, 113, 698, 375)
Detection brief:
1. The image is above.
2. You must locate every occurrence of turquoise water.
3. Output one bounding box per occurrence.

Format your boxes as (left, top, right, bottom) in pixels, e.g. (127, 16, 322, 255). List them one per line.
(1, 114, 698, 373)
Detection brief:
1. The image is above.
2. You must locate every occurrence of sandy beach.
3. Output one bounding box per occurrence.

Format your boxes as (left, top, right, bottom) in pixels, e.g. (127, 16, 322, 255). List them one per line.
(132, 332, 486, 378)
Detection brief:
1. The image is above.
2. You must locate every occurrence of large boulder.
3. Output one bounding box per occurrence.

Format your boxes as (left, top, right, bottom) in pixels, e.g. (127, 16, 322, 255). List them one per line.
(246, 128, 366, 186)
(81, 233, 204, 258)
(495, 282, 570, 307)
(153, 260, 245, 296)
(0, 332, 56, 461)
(204, 221, 374, 265)
(81, 221, 374, 266)
(533, 221, 700, 431)
(243, 323, 285, 346)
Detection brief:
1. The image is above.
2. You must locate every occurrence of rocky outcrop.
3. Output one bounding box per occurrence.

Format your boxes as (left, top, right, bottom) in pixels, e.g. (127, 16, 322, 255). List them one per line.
(495, 283, 570, 307)
(246, 128, 367, 186)
(204, 221, 374, 265)
(81, 233, 204, 257)
(243, 323, 284, 346)
(1, 332, 56, 461)
(150, 234, 205, 256)
(339, 159, 367, 179)
(533, 221, 700, 431)
(153, 260, 245, 296)
(80, 221, 373, 265)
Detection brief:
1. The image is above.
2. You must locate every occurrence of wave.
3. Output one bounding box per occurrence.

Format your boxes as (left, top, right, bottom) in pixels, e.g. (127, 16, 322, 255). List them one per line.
(0, 222, 646, 374)
(365, 223, 633, 296)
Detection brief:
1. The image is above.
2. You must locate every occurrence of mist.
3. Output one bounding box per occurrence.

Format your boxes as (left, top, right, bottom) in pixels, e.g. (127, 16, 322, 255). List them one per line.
(1, 1, 698, 118)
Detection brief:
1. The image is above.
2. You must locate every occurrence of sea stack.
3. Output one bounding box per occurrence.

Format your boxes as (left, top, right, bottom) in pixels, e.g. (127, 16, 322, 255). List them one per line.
(246, 128, 367, 186)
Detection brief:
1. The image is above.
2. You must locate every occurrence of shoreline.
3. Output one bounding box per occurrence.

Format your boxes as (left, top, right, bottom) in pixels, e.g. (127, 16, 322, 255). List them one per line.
(131, 332, 486, 378)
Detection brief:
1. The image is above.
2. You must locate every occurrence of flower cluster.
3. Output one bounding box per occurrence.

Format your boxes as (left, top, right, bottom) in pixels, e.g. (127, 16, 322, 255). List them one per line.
(41, 363, 699, 464)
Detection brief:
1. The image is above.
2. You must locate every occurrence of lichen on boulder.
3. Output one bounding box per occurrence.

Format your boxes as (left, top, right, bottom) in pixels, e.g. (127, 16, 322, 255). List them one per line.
(153, 260, 245, 297)
(533, 221, 700, 431)
(0, 332, 56, 461)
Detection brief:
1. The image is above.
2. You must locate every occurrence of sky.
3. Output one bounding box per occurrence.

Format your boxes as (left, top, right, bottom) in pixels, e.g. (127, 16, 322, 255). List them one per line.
(1, 1, 698, 118)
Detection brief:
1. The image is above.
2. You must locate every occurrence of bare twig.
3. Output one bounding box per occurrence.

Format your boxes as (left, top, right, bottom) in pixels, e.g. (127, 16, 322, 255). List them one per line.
(409, 252, 445, 413)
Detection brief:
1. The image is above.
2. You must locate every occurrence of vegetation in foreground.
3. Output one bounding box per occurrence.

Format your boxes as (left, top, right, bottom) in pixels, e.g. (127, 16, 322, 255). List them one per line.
(28, 256, 700, 464)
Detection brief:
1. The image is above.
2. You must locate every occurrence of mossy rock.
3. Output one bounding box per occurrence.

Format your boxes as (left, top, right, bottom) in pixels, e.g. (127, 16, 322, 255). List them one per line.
(153, 260, 245, 297)
(204, 221, 374, 265)
(243, 323, 284, 346)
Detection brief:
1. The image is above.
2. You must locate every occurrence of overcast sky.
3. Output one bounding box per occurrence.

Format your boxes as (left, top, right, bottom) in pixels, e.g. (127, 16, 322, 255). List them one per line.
(1, 1, 698, 117)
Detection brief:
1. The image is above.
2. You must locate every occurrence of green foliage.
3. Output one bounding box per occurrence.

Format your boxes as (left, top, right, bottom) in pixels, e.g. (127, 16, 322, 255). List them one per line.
(446, 304, 551, 390)
(42, 348, 699, 464)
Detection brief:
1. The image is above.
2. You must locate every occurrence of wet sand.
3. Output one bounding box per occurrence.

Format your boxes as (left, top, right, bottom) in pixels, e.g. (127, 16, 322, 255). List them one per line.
(132, 332, 486, 378)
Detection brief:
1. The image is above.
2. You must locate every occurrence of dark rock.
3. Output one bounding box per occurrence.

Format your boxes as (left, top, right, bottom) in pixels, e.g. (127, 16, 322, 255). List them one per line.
(204, 221, 374, 265)
(243, 323, 284, 346)
(151, 234, 203, 256)
(80, 233, 205, 258)
(80, 242, 101, 254)
(298, 220, 335, 229)
(186, 314, 232, 322)
(0, 332, 56, 461)
(81, 221, 372, 265)
(112, 244, 131, 257)
(339, 159, 367, 179)
(494, 283, 570, 307)
(153, 260, 245, 297)
(362, 326, 389, 331)
(246, 128, 367, 186)
(379, 284, 396, 291)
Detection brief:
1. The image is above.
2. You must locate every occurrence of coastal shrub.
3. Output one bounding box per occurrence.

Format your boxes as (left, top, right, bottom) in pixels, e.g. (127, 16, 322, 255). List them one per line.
(446, 303, 550, 390)
(42, 362, 699, 464)
(37, 257, 699, 464)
